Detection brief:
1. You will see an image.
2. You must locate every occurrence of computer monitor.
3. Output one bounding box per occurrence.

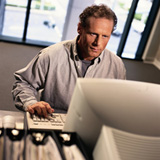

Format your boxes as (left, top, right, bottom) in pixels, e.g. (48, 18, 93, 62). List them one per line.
(63, 78, 160, 151)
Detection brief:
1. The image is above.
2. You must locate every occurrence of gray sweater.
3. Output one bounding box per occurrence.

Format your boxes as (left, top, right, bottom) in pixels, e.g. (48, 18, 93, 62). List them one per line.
(12, 37, 126, 113)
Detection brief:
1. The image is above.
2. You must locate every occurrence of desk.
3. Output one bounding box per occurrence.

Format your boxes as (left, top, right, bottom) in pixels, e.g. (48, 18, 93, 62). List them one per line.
(0, 110, 24, 129)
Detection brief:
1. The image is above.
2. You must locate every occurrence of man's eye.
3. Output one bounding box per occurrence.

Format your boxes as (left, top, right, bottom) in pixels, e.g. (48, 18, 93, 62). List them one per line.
(90, 33, 96, 36)
(103, 35, 108, 38)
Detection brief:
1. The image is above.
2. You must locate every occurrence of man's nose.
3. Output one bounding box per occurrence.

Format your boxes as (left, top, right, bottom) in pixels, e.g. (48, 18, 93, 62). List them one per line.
(93, 36, 101, 46)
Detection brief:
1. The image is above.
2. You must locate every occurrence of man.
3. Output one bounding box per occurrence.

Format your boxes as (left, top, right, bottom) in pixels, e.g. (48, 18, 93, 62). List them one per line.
(12, 4, 126, 117)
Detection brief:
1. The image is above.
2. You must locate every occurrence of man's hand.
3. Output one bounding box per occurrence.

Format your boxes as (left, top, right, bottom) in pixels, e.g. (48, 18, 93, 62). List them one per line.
(27, 101, 54, 117)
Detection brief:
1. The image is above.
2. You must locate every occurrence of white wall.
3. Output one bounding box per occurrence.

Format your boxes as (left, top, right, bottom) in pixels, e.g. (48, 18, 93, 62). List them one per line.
(62, 0, 95, 40)
(143, 8, 160, 69)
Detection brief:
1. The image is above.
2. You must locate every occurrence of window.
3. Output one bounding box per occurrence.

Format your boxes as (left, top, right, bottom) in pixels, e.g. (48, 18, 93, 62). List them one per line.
(0, 0, 159, 60)
(27, 0, 69, 43)
(95, 0, 154, 59)
(122, 0, 152, 59)
(0, 0, 70, 45)
(2, 0, 28, 38)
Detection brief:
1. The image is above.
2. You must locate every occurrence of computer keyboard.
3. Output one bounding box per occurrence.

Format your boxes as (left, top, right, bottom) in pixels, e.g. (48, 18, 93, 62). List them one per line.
(26, 112, 66, 130)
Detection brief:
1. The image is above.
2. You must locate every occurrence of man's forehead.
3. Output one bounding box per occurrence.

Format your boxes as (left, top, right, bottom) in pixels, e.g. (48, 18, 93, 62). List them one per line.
(87, 16, 113, 25)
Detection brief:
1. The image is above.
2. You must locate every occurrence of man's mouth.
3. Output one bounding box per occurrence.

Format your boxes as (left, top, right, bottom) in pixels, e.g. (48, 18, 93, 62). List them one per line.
(90, 47, 99, 52)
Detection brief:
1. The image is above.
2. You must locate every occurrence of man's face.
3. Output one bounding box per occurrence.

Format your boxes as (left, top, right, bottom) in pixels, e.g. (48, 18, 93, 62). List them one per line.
(77, 17, 114, 61)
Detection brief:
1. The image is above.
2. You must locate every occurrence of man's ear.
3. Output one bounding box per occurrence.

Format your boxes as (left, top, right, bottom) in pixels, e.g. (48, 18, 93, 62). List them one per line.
(77, 22, 82, 34)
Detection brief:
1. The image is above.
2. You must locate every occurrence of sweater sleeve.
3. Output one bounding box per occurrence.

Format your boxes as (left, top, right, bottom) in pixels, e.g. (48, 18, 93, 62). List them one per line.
(12, 51, 49, 111)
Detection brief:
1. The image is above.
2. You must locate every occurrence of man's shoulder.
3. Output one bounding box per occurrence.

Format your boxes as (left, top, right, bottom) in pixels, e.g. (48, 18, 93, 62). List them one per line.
(37, 39, 75, 63)
(103, 48, 122, 61)
(41, 39, 75, 55)
(103, 48, 126, 79)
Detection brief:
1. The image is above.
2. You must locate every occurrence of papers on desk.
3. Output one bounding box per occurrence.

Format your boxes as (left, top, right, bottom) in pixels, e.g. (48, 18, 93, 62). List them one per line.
(0, 111, 89, 160)
(26, 135, 62, 160)
(0, 129, 87, 160)
(63, 144, 86, 160)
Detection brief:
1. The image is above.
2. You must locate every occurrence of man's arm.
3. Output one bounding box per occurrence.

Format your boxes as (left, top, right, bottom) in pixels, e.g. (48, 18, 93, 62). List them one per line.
(12, 52, 54, 116)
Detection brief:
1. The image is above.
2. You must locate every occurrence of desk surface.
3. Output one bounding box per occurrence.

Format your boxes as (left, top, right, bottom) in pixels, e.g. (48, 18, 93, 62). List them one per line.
(0, 110, 24, 125)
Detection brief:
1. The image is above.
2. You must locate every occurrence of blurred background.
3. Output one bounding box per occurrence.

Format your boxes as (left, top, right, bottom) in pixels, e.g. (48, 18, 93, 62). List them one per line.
(0, 0, 159, 60)
(0, 0, 160, 111)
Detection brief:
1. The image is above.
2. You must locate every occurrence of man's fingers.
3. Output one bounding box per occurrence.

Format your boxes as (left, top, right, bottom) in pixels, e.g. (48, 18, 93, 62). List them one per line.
(27, 101, 54, 117)
(34, 106, 42, 116)
(41, 106, 48, 117)
(27, 106, 35, 114)
(41, 101, 54, 114)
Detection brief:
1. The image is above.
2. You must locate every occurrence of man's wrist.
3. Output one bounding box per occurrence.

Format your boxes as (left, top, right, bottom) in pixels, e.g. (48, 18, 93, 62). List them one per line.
(23, 100, 38, 111)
